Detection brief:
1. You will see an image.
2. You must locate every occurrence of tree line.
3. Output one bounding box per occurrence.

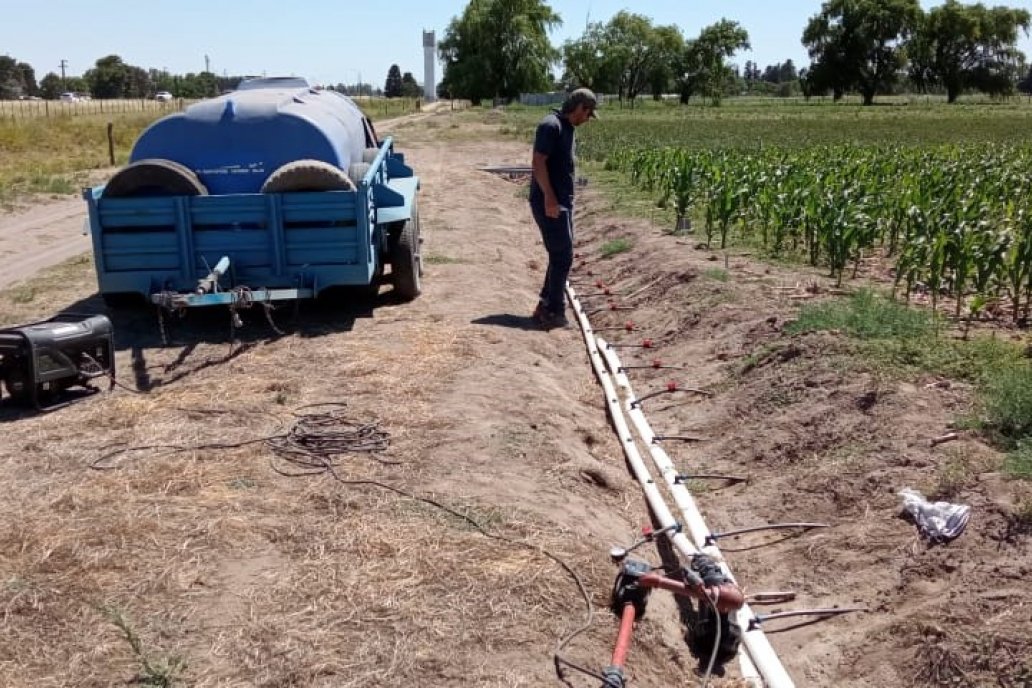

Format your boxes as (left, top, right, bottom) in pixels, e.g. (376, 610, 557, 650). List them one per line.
(0, 53, 426, 102)
(0, 54, 245, 100)
(437, 0, 1031, 106)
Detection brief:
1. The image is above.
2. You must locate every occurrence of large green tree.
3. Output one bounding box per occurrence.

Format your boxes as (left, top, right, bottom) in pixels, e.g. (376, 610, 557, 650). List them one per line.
(401, 71, 422, 98)
(85, 55, 133, 98)
(438, 0, 560, 104)
(561, 22, 622, 93)
(0, 56, 37, 98)
(562, 13, 685, 103)
(803, 0, 922, 105)
(676, 20, 751, 104)
(909, 1, 1030, 102)
(384, 64, 403, 98)
(39, 72, 63, 99)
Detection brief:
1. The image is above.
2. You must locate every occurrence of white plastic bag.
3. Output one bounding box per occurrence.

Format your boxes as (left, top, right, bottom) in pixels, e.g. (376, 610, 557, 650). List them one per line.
(898, 488, 971, 544)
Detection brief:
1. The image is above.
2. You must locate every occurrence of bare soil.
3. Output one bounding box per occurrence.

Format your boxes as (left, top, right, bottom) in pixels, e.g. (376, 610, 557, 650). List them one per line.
(0, 108, 1029, 688)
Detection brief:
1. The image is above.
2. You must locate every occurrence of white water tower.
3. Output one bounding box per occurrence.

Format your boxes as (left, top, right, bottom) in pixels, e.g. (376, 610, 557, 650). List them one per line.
(423, 30, 436, 102)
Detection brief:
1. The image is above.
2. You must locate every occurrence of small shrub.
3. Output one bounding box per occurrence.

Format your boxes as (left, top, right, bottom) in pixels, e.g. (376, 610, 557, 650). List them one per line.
(981, 366, 1032, 446)
(703, 268, 729, 282)
(600, 238, 633, 258)
(787, 289, 931, 340)
(1003, 440, 1032, 480)
(423, 253, 464, 265)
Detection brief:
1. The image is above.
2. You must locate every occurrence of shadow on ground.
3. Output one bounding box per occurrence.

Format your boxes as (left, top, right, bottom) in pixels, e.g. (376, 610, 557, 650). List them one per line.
(0, 287, 400, 420)
(471, 313, 541, 331)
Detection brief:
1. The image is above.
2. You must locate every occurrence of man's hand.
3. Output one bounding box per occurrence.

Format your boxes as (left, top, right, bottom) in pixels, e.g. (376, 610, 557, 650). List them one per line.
(544, 197, 560, 218)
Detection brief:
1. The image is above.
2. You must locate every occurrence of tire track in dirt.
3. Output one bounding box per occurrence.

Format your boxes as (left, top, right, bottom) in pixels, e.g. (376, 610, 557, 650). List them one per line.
(0, 198, 91, 289)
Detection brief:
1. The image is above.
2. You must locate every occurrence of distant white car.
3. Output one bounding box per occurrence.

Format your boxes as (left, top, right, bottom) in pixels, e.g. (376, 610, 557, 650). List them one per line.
(154, 91, 173, 102)
(59, 92, 79, 102)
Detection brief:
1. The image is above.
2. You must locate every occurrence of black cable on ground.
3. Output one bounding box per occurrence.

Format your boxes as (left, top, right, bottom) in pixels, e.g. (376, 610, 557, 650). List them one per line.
(88, 401, 597, 686)
(89, 402, 395, 470)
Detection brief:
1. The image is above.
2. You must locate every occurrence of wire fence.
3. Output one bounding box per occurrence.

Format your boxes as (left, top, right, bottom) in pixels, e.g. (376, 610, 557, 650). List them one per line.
(0, 98, 194, 119)
(0, 96, 470, 121)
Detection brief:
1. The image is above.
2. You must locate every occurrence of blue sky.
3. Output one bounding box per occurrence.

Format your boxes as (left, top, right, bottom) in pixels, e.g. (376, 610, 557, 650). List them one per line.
(3, 1, 1031, 87)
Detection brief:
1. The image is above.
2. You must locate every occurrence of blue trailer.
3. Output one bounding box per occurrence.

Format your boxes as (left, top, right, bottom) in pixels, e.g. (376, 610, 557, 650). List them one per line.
(83, 78, 422, 309)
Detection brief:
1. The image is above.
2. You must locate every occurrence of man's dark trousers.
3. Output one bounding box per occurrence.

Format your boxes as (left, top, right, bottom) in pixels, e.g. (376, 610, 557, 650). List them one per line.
(531, 204, 573, 316)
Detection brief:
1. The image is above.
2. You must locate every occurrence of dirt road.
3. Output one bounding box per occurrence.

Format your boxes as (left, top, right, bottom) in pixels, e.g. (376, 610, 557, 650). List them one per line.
(0, 198, 92, 289)
(0, 107, 1028, 688)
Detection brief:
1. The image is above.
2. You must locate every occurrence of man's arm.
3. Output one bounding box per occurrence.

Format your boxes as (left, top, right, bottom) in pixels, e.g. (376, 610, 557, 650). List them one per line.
(532, 151, 560, 219)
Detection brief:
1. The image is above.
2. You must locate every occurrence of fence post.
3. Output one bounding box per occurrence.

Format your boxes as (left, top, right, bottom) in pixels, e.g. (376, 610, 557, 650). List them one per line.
(107, 122, 115, 166)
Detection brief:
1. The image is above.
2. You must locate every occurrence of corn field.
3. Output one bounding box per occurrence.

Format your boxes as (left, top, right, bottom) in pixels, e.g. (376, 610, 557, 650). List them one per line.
(607, 144, 1032, 322)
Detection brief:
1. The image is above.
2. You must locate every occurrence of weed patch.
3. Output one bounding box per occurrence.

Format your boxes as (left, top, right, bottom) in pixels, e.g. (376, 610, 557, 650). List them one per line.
(600, 237, 633, 258)
(1003, 442, 1032, 480)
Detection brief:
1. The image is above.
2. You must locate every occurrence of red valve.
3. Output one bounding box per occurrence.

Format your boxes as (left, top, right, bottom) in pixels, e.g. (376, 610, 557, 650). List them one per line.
(667, 381, 678, 392)
(651, 359, 663, 368)
(641, 525, 653, 536)
(596, 279, 606, 289)
(642, 339, 654, 349)
(625, 321, 636, 331)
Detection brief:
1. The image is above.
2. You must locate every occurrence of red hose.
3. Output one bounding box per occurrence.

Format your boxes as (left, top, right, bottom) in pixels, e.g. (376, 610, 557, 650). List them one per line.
(610, 603, 637, 669)
(639, 572, 745, 613)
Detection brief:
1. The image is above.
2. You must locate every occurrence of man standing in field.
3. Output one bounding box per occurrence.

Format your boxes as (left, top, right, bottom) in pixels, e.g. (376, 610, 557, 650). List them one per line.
(530, 88, 597, 329)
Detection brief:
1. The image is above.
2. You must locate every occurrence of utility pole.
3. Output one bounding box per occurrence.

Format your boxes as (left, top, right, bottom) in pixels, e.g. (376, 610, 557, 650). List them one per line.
(204, 54, 210, 73)
(59, 59, 68, 88)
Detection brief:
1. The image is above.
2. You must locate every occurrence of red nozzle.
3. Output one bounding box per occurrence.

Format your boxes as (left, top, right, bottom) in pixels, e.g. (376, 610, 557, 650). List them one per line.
(642, 339, 654, 349)
(651, 359, 663, 368)
(595, 279, 606, 289)
(625, 321, 636, 331)
(667, 381, 678, 392)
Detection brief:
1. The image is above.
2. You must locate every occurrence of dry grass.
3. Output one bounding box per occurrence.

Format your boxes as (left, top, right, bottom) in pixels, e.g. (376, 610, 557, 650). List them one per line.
(0, 260, 619, 687)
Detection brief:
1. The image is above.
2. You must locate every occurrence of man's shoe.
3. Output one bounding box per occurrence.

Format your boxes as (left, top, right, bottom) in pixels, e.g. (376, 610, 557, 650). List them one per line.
(549, 311, 571, 328)
(532, 303, 551, 328)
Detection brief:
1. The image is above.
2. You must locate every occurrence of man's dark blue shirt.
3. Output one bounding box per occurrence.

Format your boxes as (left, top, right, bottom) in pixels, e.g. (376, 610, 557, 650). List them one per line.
(529, 109, 576, 210)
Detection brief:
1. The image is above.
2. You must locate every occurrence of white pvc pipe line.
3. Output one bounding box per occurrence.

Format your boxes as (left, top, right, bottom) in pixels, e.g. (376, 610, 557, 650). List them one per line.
(567, 284, 794, 688)
(597, 338, 793, 688)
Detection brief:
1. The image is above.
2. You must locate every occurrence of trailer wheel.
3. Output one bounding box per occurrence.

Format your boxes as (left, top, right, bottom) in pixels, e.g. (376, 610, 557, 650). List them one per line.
(102, 159, 208, 198)
(389, 215, 421, 301)
(261, 160, 355, 193)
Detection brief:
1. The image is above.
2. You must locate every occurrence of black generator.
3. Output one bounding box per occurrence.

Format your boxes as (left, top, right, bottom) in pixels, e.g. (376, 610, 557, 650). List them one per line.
(0, 314, 115, 410)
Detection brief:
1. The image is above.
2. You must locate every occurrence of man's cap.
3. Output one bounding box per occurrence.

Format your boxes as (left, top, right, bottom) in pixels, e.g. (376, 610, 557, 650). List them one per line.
(564, 88, 599, 118)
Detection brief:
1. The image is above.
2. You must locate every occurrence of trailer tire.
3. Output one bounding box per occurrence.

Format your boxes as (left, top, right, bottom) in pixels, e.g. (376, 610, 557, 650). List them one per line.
(389, 215, 421, 301)
(361, 147, 381, 163)
(261, 160, 355, 193)
(102, 159, 208, 198)
(347, 162, 371, 185)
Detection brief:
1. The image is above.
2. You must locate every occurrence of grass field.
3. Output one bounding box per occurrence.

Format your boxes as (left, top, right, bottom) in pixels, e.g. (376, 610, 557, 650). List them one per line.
(503, 96, 1032, 154)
